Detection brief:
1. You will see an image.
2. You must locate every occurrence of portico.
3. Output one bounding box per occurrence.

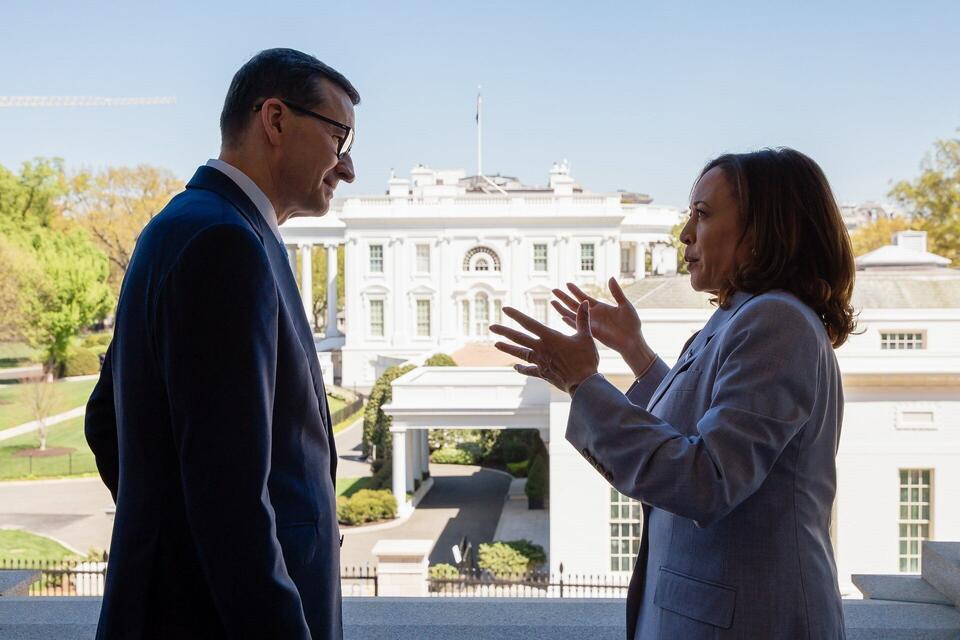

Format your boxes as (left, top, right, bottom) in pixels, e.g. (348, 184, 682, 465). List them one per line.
(382, 367, 553, 515)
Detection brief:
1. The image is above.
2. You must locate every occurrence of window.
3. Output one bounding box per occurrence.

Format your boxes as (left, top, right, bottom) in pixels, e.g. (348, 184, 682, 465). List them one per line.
(369, 299, 384, 337)
(475, 293, 490, 336)
(620, 246, 631, 274)
(369, 244, 384, 273)
(899, 469, 932, 572)
(494, 300, 503, 325)
(416, 244, 430, 273)
(463, 246, 501, 271)
(881, 332, 925, 350)
(533, 243, 548, 272)
(416, 299, 431, 337)
(897, 409, 936, 431)
(533, 299, 548, 324)
(580, 243, 595, 272)
(461, 300, 470, 336)
(610, 488, 642, 572)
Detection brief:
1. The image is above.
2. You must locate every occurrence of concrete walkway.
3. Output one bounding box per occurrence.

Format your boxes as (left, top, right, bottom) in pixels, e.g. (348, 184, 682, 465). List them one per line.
(340, 464, 512, 568)
(492, 478, 549, 554)
(334, 418, 372, 479)
(0, 407, 86, 442)
(0, 477, 114, 554)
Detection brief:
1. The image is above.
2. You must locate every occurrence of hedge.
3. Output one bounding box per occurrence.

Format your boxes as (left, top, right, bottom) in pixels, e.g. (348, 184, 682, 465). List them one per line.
(525, 453, 549, 500)
(477, 539, 547, 576)
(61, 347, 101, 377)
(362, 363, 416, 460)
(336, 489, 397, 526)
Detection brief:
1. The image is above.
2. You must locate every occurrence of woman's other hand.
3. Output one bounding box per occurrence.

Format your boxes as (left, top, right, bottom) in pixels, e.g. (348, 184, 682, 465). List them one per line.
(489, 301, 599, 395)
(552, 278, 656, 378)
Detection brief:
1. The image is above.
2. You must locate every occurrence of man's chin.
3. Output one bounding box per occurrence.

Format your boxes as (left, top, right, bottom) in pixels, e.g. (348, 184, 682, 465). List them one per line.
(290, 200, 330, 219)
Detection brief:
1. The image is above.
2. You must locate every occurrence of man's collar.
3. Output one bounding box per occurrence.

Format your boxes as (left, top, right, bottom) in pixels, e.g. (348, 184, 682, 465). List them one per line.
(204, 159, 283, 245)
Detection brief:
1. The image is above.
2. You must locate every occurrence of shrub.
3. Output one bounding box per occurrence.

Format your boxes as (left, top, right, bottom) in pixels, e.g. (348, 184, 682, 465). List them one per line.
(428, 563, 460, 581)
(367, 457, 393, 490)
(525, 453, 549, 500)
(430, 445, 479, 465)
(61, 347, 101, 377)
(423, 353, 456, 367)
(502, 539, 547, 570)
(477, 542, 530, 577)
(362, 363, 416, 461)
(506, 459, 529, 477)
(428, 429, 479, 451)
(336, 489, 397, 525)
(81, 333, 111, 348)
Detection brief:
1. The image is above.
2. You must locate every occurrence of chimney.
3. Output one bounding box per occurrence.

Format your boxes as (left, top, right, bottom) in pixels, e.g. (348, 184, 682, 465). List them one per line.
(893, 230, 927, 253)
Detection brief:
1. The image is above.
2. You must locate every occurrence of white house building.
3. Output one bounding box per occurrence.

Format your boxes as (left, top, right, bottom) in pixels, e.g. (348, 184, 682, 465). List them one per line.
(279, 167, 959, 594)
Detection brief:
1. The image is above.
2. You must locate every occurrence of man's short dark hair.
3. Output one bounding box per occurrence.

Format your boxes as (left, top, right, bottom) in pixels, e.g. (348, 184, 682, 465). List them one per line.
(220, 48, 360, 146)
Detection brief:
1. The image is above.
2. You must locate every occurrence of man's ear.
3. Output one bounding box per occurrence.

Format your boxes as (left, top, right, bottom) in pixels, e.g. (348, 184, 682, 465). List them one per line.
(259, 98, 286, 147)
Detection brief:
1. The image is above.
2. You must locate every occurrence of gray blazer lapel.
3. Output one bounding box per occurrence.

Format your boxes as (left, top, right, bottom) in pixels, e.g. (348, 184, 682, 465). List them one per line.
(647, 292, 758, 411)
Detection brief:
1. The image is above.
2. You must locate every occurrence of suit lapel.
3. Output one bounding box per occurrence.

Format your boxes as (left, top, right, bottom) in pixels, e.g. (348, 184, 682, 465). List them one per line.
(646, 291, 758, 411)
(185, 167, 330, 430)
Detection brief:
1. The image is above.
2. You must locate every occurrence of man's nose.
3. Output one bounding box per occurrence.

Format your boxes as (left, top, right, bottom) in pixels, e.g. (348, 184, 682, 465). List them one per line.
(334, 153, 355, 183)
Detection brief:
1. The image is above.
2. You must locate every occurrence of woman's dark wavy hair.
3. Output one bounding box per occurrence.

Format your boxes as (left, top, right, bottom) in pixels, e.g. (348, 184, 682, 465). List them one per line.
(697, 148, 858, 348)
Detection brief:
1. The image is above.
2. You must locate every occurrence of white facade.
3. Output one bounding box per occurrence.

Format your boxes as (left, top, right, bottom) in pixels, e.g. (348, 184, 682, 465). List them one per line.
(279, 163, 681, 390)
(283, 166, 960, 593)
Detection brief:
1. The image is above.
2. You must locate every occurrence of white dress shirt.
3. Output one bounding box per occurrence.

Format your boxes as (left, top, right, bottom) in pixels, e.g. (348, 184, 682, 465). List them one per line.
(205, 158, 283, 245)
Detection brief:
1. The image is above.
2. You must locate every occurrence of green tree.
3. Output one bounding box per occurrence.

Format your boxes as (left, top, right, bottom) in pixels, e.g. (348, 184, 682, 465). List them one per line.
(848, 216, 919, 256)
(66, 165, 182, 291)
(0, 158, 67, 236)
(362, 364, 417, 460)
(671, 220, 689, 275)
(889, 133, 960, 265)
(20, 228, 112, 375)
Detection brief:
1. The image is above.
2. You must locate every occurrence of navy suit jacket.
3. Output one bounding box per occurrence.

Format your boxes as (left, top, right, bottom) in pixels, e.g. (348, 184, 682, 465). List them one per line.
(567, 290, 846, 639)
(85, 166, 342, 639)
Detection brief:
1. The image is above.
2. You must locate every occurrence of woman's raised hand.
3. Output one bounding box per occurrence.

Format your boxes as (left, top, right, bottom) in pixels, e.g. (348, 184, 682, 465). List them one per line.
(552, 278, 643, 356)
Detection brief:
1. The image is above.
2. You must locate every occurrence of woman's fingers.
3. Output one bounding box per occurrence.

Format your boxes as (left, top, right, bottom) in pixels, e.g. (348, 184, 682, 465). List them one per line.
(551, 299, 576, 321)
(502, 307, 554, 337)
(567, 282, 598, 305)
(552, 288, 580, 312)
(608, 277, 630, 306)
(493, 341, 534, 362)
(489, 324, 538, 349)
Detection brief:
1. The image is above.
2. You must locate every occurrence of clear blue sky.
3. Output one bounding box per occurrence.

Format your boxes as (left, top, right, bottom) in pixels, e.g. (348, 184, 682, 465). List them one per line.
(1, 0, 958, 208)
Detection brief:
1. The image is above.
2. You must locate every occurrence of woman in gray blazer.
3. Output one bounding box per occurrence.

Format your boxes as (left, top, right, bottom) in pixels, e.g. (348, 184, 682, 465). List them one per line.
(491, 147, 857, 639)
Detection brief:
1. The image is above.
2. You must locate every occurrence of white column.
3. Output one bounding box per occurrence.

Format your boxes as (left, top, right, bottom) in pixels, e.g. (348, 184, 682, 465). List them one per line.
(300, 244, 314, 330)
(287, 245, 298, 276)
(405, 430, 416, 491)
(635, 242, 647, 280)
(392, 427, 407, 512)
(325, 244, 341, 337)
(421, 430, 430, 477)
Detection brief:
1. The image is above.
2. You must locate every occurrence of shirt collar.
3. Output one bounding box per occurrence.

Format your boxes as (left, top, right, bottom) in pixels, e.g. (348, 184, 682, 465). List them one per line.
(205, 158, 283, 245)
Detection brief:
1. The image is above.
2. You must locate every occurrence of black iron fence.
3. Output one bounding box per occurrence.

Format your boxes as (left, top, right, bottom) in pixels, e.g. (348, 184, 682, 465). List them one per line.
(0, 451, 98, 480)
(429, 567, 630, 598)
(0, 559, 379, 598)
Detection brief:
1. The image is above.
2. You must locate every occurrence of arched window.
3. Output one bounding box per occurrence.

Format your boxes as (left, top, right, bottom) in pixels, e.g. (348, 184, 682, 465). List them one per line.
(463, 246, 501, 271)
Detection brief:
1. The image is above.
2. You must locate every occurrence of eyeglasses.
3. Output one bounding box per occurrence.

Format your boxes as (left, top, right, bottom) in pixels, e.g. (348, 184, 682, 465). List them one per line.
(254, 98, 354, 159)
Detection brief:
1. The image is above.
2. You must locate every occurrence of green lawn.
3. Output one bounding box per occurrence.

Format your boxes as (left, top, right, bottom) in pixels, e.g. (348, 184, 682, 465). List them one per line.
(0, 416, 97, 480)
(0, 529, 79, 562)
(0, 342, 39, 369)
(0, 379, 99, 431)
(328, 395, 346, 415)
(336, 476, 373, 498)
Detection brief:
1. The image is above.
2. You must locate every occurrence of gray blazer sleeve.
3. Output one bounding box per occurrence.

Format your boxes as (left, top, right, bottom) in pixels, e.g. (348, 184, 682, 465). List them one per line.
(566, 299, 822, 527)
(624, 357, 670, 408)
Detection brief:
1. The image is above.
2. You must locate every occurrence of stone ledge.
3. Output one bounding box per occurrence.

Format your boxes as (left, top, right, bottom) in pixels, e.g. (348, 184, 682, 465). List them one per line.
(852, 574, 951, 605)
(1, 596, 958, 640)
(924, 541, 960, 610)
(0, 571, 39, 597)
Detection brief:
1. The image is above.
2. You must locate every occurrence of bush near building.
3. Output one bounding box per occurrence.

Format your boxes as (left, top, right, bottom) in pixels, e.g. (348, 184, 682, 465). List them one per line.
(477, 539, 547, 576)
(430, 444, 480, 465)
(335, 489, 397, 526)
(362, 363, 416, 460)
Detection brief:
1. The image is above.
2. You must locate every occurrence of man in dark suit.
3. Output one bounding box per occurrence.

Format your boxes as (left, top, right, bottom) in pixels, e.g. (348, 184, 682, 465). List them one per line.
(84, 48, 359, 639)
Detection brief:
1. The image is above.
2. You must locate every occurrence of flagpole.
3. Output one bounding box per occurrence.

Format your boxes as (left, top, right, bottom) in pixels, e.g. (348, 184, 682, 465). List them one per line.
(476, 85, 483, 177)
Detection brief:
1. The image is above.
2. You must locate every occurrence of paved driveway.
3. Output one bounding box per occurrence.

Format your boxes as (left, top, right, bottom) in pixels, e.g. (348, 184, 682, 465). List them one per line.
(340, 464, 511, 567)
(0, 477, 114, 554)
